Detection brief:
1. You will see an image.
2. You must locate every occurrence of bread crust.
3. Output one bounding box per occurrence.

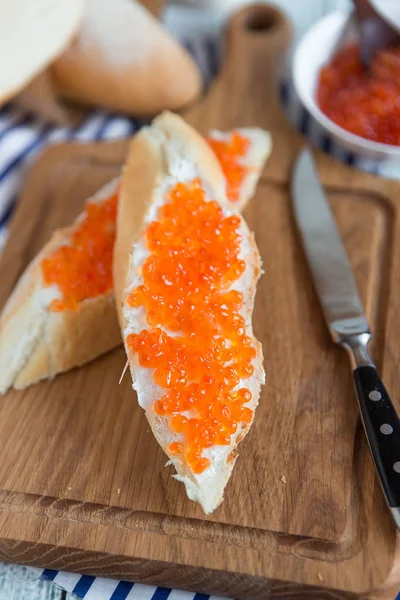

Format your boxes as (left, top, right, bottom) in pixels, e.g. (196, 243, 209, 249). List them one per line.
(13, 292, 119, 390)
(0, 179, 121, 394)
(51, 0, 202, 116)
(114, 112, 265, 513)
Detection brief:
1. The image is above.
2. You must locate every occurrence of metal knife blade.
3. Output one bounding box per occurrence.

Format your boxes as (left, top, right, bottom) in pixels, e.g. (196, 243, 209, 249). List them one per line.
(291, 147, 370, 344)
(291, 146, 400, 531)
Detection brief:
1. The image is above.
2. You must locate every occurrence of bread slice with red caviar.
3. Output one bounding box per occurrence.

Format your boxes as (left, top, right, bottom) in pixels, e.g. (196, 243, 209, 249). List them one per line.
(114, 112, 265, 514)
(207, 127, 271, 210)
(0, 178, 121, 394)
(0, 119, 270, 395)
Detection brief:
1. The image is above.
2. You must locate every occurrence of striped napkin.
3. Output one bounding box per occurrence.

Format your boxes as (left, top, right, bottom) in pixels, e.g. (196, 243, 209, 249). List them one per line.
(0, 36, 218, 253)
(0, 24, 399, 600)
(38, 568, 222, 600)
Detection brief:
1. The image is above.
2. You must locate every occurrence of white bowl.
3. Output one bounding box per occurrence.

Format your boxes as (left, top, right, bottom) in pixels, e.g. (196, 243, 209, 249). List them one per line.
(371, 0, 400, 34)
(292, 11, 400, 161)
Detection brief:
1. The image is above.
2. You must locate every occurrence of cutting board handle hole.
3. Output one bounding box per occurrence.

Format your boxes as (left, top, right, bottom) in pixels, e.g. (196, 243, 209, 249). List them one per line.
(245, 8, 280, 34)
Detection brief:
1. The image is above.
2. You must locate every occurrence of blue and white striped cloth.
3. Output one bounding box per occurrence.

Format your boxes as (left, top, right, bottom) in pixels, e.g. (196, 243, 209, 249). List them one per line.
(0, 33, 399, 251)
(1, 30, 400, 600)
(38, 568, 224, 600)
(0, 36, 219, 253)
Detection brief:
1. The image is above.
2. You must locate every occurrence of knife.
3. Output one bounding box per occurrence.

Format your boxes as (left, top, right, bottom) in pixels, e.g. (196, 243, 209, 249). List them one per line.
(291, 147, 400, 530)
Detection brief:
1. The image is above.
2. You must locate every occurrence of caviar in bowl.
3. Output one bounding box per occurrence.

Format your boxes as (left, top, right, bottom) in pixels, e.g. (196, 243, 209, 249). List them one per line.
(293, 11, 400, 160)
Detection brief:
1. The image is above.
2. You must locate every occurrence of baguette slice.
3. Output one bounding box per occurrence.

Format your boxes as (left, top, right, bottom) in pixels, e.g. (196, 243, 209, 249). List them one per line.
(207, 127, 271, 211)
(114, 112, 265, 513)
(0, 179, 121, 394)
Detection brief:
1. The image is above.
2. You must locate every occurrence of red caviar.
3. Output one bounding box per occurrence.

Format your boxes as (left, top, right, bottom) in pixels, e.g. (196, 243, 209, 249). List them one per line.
(40, 134, 250, 313)
(41, 193, 118, 311)
(317, 44, 400, 145)
(207, 132, 250, 202)
(126, 178, 255, 474)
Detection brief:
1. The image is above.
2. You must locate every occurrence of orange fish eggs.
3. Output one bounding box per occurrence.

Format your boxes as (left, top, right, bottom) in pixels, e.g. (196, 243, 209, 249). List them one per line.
(207, 132, 250, 203)
(41, 193, 118, 311)
(126, 178, 255, 474)
(40, 133, 250, 312)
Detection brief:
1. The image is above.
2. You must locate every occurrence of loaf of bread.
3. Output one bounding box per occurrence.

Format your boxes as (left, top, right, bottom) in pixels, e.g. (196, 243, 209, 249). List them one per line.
(114, 113, 265, 513)
(51, 0, 202, 117)
(0, 0, 84, 106)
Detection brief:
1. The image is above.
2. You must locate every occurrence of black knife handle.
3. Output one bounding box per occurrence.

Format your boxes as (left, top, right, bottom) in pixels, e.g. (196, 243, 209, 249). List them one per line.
(353, 365, 400, 507)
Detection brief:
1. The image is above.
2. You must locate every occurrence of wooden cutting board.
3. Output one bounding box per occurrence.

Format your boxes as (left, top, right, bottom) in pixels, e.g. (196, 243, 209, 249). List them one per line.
(0, 4, 400, 599)
(138, 0, 164, 15)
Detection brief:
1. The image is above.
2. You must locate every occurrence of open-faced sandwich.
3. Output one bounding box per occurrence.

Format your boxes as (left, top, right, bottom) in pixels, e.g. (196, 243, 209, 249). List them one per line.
(113, 113, 265, 513)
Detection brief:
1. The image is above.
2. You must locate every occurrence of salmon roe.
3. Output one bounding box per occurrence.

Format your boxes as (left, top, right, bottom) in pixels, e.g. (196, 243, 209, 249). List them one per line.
(317, 44, 400, 145)
(207, 132, 250, 203)
(40, 134, 250, 313)
(41, 193, 118, 311)
(126, 178, 255, 474)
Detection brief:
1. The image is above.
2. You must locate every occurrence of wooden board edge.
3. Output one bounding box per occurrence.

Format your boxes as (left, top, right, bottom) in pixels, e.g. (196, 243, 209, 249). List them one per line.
(0, 536, 370, 600)
(0, 489, 398, 598)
